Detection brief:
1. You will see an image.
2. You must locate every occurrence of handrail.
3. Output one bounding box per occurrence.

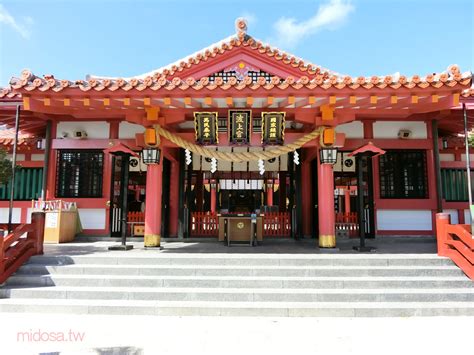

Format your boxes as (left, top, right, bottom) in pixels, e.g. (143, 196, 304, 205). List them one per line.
(436, 213, 474, 280)
(0, 212, 45, 284)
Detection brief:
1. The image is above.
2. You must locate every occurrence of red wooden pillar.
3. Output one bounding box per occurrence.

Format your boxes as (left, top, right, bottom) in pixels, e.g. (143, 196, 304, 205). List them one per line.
(266, 180, 273, 206)
(436, 212, 450, 256)
(344, 189, 351, 214)
(210, 179, 217, 213)
(144, 163, 163, 247)
(318, 162, 336, 248)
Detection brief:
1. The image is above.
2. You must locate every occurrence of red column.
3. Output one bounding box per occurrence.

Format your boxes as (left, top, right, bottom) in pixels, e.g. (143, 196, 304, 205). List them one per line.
(318, 162, 336, 248)
(344, 189, 351, 214)
(210, 180, 217, 213)
(266, 180, 273, 206)
(144, 163, 163, 247)
(436, 213, 450, 256)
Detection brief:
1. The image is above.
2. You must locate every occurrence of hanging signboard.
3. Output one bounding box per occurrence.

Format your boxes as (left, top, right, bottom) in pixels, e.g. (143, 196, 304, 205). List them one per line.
(229, 110, 251, 145)
(261, 112, 285, 145)
(194, 112, 219, 145)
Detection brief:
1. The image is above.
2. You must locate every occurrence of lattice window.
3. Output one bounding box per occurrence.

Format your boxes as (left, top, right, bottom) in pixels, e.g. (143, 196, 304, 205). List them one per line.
(379, 150, 428, 199)
(208, 69, 276, 84)
(247, 70, 273, 83)
(208, 71, 237, 83)
(56, 150, 104, 198)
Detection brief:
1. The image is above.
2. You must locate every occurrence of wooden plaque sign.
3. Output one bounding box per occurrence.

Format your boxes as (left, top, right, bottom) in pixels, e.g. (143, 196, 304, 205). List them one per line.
(229, 110, 251, 144)
(194, 112, 219, 145)
(261, 112, 285, 145)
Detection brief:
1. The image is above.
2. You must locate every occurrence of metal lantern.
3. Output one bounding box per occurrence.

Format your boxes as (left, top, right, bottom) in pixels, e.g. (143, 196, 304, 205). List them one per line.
(141, 147, 161, 165)
(319, 147, 338, 165)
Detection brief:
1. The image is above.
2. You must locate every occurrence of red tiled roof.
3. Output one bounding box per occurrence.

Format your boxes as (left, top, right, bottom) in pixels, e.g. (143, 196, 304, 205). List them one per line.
(7, 64, 471, 95)
(0, 128, 36, 146)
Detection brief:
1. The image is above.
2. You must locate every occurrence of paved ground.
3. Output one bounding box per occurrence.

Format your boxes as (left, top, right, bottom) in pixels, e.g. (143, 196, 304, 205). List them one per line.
(48, 235, 438, 255)
(0, 313, 472, 354)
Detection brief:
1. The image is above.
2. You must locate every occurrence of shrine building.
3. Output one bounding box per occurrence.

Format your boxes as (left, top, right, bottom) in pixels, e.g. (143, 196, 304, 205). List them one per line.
(0, 18, 472, 248)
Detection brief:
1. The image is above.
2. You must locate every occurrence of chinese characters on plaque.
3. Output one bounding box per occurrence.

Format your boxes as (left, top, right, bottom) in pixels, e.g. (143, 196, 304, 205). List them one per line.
(194, 112, 219, 145)
(229, 110, 250, 144)
(261, 112, 285, 145)
(193, 111, 285, 146)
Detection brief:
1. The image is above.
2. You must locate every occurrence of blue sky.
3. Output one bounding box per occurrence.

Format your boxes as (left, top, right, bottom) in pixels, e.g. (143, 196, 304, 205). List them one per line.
(0, 0, 472, 86)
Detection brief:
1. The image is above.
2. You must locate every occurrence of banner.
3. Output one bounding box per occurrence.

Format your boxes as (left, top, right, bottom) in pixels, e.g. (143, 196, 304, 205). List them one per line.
(194, 112, 218, 145)
(229, 110, 251, 144)
(261, 112, 285, 145)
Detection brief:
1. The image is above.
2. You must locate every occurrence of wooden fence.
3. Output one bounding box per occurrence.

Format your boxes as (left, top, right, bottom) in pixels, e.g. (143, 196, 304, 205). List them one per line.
(0, 212, 45, 284)
(436, 213, 473, 279)
(263, 212, 291, 237)
(190, 212, 219, 237)
(335, 212, 359, 237)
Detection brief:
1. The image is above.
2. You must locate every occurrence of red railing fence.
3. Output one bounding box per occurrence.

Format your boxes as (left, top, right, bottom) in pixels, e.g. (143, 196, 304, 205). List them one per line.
(263, 212, 291, 237)
(127, 211, 144, 223)
(0, 212, 45, 284)
(190, 212, 218, 237)
(436, 213, 474, 280)
(335, 212, 359, 237)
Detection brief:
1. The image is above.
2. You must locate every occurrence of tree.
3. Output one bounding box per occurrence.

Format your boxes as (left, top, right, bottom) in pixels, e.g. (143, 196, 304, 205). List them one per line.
(0, 148, 13, 185)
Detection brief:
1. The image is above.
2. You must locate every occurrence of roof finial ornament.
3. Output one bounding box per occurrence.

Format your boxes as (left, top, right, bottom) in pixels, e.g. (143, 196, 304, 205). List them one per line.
(235, 17, 248, 40)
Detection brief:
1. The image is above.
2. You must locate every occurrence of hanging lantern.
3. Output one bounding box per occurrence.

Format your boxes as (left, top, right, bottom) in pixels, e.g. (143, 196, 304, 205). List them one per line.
(141, 147, 161, 165)
(319, 148, 338, 165)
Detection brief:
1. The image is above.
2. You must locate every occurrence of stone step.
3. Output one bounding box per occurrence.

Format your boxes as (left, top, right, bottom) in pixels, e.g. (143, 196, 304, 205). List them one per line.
(5, 274, 472, 289)
(0, 298, 473, 317)
(2, 286, 473, 302)
(15, 264, 465, 277)
(27, 254, 455, 267)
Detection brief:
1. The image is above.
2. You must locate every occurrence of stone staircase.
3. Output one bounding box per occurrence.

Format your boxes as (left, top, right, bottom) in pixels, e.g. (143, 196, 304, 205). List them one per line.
(0, 253, 473, 316)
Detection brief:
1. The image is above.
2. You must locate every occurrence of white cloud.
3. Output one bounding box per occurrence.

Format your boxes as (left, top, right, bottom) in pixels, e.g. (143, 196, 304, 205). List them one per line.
(273, 0, 354, 48)
(0, 5, 32, 39)
(240, 12, 257, 26)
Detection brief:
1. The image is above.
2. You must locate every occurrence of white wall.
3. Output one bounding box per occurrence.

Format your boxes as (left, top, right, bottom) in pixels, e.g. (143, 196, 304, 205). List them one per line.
(0, 208, 21, 223)
(6, 154, 25, 161)
(31, 154, 45, 161)
(439, 153, 455, 162)
(465, 209, 472, 225)
(376, 210, 432, 231)
(119, 122, 145, 139)
(373, 121, 427, 139)
(443, 209, 459, 224)
(78, 209, 107, 230)
(461, 154, 474, 161)
(57, 122, 110, 139)
(335, 121, 364, 139)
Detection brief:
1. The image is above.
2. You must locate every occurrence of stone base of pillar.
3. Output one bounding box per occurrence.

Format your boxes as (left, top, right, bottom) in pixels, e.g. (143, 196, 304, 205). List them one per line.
(144, 234, 161, 247)
(319, 234, 336, 248)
